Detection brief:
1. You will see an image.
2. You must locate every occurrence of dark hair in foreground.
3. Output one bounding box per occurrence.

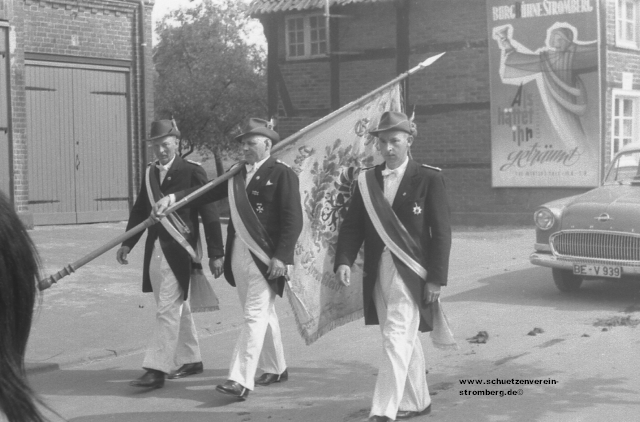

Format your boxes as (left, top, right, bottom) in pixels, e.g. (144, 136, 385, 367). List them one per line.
(0, 191, 47, 422)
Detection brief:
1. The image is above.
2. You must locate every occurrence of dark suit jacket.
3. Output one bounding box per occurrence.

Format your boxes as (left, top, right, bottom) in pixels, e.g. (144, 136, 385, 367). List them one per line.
(175, 155, 303, 297)
(334, 160, 452, 332)
(122, 155, 224, 300)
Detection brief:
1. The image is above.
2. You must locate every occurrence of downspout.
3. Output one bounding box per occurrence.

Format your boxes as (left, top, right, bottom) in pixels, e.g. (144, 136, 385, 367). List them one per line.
(137, 0, 147, 175)
(126, 0, 148, 195)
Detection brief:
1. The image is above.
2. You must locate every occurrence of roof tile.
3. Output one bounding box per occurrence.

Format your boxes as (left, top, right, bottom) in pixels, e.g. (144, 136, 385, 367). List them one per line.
(248, 0, 394, 15)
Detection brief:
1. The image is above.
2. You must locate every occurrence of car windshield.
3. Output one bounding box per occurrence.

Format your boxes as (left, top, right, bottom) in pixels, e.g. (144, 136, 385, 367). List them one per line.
(604, 150, 640, 185)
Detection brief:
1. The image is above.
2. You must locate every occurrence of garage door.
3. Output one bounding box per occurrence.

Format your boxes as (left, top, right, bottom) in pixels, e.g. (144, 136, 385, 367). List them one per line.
(26, 64, 130, 225)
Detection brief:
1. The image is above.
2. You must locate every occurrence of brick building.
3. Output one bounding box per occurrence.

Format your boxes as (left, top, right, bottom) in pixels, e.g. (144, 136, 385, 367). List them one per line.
(0, 0, 153, 227)
(248, 0, 638, 225)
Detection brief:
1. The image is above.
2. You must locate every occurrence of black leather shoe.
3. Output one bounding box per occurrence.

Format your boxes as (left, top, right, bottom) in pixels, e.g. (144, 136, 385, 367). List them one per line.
(216, 380, 250, 400)
(369, 416, 390, 422)
(255, 368, 289, 386)
(129, 370, 165, 388)
(168, 362, 203, 379)
(396, 404, 431, 419)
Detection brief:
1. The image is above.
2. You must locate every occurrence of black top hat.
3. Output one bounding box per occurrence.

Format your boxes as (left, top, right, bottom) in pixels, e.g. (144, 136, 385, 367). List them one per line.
(369, 111, 412, 136)
(146, 119, 181, 142)
(234, 118, 280, 145)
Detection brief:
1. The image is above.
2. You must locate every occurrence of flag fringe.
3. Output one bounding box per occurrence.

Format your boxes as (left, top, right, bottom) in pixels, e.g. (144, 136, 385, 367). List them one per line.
(191, 306, 220, 313)
(285, 285, 363, 345)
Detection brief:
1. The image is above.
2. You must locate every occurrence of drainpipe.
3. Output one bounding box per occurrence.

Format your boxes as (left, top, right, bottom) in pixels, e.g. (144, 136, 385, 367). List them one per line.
(126, 0, 148, 194)
(137, 0, 147, 171)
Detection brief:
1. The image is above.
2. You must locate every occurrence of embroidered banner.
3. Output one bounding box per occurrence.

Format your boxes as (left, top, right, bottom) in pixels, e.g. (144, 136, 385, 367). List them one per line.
(276, 84, 402, 345)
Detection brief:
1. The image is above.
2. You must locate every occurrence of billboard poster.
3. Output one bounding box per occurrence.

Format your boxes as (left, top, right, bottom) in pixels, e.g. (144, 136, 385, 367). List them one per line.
(487, 0, 600, 187)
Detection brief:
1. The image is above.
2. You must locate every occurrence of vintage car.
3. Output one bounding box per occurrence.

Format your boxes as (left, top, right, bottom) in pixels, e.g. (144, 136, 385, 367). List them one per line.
(530, 143, 640, 292)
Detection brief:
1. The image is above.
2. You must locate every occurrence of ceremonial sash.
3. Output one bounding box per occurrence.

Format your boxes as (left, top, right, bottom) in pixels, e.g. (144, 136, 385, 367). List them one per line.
(228, 169, 274, 267)
(146, 166, 201, 262)
(358, 170, 427, 280)
(359, 169, 458, 350)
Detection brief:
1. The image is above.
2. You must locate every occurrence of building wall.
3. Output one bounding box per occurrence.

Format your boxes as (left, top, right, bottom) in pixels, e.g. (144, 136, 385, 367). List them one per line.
(405, 0, 590, 224)
(603, 0, 640, 162)
(3, 0, 154, 226)
(6, 0, 28, 220)
(271, 0, 611, 225)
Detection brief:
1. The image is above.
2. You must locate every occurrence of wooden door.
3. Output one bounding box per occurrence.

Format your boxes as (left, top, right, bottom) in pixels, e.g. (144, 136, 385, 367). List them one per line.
(26, 64, 130, 225)
(26, 66, 77, 225)
(72, 68, 129, 223)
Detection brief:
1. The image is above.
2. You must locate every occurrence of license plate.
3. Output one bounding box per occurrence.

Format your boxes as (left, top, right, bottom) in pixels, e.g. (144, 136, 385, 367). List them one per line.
(573, 264, 622, 278)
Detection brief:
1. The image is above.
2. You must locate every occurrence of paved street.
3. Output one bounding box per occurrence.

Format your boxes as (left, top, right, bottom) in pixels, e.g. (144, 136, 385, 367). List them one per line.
(26, 223, 640, 421)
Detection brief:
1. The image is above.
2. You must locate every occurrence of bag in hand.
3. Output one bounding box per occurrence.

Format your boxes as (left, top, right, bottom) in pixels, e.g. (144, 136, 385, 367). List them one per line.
(189, 266, 219, 313)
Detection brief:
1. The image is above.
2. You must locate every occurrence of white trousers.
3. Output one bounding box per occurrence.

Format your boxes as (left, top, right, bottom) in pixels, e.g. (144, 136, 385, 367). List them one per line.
(370, 250, 431, 420)
(142, 242, 201, 374)
(228, 236, 286, 390)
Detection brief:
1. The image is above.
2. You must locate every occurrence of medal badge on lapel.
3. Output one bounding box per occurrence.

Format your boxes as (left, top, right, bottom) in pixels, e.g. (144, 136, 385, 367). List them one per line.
(256, 203, 264, 214)
(413, 202, 422, 215)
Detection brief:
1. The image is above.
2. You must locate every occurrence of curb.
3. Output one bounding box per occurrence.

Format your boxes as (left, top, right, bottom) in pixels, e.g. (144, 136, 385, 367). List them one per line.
(26, 345, 147, 376)
(24, 325, 245, 376)
(25, 362, 60, 375)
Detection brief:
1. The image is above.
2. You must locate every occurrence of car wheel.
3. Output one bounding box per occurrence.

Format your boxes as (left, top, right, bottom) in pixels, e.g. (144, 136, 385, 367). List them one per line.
(552, 269, 583, 292)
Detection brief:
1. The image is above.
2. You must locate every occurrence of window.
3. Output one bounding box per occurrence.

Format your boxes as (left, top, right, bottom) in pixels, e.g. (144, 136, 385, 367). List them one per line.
(612, 93, 640, 159)
(286, 14, 328, 59)
(616, 0, 638, 49)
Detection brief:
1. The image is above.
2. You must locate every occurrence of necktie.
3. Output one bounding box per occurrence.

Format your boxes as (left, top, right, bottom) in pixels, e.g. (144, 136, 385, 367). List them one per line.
(245, 165, 256, 186)
(381, 168, 397, 178)
(157, 163, 169, 184)
(381, 168, 398, 204)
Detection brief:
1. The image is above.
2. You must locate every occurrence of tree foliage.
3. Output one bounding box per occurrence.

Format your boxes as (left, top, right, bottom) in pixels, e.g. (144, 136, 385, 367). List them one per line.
(153, 0, 266, 174)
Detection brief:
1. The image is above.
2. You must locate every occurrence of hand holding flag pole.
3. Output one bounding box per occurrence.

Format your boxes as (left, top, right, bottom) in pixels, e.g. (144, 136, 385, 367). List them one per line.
(37, 52, 445, 291)
(37, 163, 245, 291)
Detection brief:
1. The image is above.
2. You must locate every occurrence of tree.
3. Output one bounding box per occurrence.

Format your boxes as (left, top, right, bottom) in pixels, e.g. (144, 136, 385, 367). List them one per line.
(153, 0, 267, 176)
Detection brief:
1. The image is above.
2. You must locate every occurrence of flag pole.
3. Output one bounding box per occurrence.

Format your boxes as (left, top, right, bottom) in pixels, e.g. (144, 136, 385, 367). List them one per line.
(274, 52, 445, 147)
(37, 165, 243, 291)
(37, 52, 445, 291)
(166, 52, 445, 215)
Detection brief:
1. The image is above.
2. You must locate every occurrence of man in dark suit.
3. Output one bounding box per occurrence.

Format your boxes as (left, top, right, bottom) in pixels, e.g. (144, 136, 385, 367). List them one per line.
(334, 111, 452, 421)
(116, 119, 225, 389)
(154, 118, 303, 400)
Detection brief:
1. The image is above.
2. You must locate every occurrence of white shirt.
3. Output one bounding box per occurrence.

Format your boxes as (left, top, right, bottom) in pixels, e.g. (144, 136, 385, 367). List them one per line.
(245, 155, 270, 187)
(381, 157, 409, 205)
(157, 155, 176, 184)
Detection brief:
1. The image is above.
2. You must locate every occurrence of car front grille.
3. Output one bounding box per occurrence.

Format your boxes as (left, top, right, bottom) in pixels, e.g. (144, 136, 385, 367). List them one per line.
(551, 231, 640, 264)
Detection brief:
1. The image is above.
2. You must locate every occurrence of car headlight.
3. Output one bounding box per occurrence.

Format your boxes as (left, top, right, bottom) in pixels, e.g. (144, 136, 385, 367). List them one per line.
(534, 208, 555, 230)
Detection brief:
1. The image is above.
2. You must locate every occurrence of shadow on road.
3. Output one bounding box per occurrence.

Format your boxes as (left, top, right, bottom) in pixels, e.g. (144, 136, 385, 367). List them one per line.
(446, 266, 640, 312)
(34, 362, 377, 422)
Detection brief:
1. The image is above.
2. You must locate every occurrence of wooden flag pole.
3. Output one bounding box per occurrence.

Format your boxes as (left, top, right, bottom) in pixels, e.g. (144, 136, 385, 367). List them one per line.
(37, 52, 446, 291)
(275, 52, 445, 146)
(37, 164, 243, 291)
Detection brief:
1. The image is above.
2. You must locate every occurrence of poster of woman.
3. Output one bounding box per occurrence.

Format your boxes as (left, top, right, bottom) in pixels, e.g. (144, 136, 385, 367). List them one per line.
(487, 0, 600, 187)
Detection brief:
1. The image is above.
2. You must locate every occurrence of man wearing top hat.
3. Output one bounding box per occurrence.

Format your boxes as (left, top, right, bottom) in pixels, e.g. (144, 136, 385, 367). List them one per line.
(153, 117, 303, 400)
(334, 111, 452, 421)
(116, 119, 225, 389)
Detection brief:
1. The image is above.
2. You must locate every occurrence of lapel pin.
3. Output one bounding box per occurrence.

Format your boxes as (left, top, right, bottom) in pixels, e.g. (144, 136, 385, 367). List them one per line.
(413, 202, 422, 215)
(256, 176, 260, 180)
(252, 191, 259, 196)
(403, 192, 406, 196)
